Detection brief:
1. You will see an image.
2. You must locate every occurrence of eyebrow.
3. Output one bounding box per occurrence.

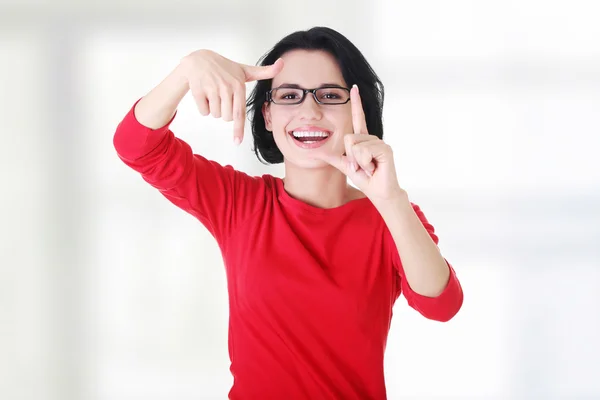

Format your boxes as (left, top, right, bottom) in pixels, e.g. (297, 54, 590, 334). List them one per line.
(277, 83, 345, 89)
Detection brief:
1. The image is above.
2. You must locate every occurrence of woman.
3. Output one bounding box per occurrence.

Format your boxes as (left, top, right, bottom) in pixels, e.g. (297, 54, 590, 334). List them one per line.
(113, 26, 463, 400)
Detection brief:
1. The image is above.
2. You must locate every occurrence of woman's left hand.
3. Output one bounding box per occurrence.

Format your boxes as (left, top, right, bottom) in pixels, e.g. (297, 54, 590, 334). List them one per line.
(312, 85, 406, 205)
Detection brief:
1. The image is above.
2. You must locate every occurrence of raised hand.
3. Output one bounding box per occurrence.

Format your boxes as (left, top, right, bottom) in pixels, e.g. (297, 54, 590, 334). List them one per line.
(313, 85, 405, 205)
(180, 50, 284, 144)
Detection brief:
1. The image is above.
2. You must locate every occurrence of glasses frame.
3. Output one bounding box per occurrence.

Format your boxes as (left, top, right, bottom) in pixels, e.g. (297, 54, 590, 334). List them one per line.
(266, 85, 351, 105)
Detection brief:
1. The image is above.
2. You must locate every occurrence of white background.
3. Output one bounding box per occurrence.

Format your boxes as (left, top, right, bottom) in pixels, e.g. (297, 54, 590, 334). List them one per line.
(1, 0, 599, 398)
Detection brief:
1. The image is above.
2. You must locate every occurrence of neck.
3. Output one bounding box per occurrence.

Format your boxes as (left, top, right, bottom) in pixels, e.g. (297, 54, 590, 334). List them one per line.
(282, 162, 360, 209)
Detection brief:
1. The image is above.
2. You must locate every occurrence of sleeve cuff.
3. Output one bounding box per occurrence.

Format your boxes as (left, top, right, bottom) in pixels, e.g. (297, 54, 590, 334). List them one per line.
(402, 261, 464, 322)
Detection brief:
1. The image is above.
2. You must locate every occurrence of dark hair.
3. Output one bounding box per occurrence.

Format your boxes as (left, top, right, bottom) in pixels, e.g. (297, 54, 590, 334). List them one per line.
(246, 26, 385, 164)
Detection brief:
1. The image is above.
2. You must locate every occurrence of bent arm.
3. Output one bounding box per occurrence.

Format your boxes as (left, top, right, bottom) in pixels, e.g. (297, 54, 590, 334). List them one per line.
(381, 198, 464, 322)
(113, 63, 263, 242)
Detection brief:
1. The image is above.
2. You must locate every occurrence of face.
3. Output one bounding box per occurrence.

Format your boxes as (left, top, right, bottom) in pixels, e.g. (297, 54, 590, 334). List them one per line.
(262, 49, 353, 169)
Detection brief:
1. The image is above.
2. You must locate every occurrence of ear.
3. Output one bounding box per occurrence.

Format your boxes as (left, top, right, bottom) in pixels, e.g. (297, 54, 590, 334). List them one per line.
(262, 102, 272, 131)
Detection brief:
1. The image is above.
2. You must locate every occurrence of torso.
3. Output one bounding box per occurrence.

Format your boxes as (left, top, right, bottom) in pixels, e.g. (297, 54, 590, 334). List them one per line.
(223, 175, 399, 400)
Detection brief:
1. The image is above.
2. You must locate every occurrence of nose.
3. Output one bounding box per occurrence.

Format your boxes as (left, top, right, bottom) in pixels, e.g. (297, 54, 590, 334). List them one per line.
(297, 92, 323, 120)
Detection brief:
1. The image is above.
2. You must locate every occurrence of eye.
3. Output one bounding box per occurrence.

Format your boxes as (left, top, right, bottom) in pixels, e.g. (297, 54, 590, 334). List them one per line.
(316, 88, 349, 103)
(273, 89, 303, 102)
(281, 92, 300, 100)
(322, 92, 341, 99)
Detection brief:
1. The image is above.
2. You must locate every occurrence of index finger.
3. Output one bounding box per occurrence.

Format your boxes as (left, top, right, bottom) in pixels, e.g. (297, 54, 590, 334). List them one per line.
(232, 85, 246, 144)
(242, 58, 284, 82)
(351, 84, 369, 135)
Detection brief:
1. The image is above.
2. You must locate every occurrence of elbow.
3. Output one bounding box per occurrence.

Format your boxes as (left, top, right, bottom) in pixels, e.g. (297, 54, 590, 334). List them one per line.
(426, 288, 464, 323)
(403, 262, 464, 323)
(409, 282, 464, 323)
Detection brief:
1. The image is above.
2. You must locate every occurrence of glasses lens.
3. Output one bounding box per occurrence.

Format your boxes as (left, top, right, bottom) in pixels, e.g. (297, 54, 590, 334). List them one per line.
(315, 87, 349, 104)
(271, 88, 304, 104)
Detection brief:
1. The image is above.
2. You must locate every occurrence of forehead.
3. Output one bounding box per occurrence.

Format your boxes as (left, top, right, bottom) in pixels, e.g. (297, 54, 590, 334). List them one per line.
(272, 49, 346, 88)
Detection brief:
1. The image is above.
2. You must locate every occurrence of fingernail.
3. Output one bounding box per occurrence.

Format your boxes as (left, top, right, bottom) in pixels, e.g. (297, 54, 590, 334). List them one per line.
(233, 137, 241, 146)
(353, 84, 359, 92)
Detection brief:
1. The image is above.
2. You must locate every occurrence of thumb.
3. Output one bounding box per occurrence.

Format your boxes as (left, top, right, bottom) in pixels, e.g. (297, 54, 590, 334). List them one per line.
(242, 58, 284, 82)
(312, 152, 349, 174)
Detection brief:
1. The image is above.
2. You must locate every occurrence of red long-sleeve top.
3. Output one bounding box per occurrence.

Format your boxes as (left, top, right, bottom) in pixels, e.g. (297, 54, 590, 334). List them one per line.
(113, 100, 463, 399)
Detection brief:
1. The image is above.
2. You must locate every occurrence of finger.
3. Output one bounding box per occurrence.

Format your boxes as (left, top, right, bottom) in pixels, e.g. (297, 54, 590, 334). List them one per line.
(351, 142, 376, 176)
(194, 93, 210, 116)
(320, 152, 371, 183)
(316, 152, 359, 176)
(232, 84, 246, 145)
(242, 58, 284, 82)
(220, 86, 233, 122)
(343, 134, 357, 170)
(359, 139, 392, 161)
(190, 82, 210, 116)
(344, 133, 377, 171)
(207, 91, 221, 118)
(351, 84, 369, 135)
(345, 133, 377, 145)
(311, 151, 371, 184)
(356, 140, 392, 176)
(315, 152, 347, 173)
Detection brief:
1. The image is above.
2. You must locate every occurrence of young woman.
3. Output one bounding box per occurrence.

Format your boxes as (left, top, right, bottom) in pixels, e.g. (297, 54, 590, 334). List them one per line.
(113, 26, 463, 400)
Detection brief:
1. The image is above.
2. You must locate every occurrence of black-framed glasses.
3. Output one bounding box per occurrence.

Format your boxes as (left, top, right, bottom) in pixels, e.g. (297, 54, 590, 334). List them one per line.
(266, 86, 351, 105)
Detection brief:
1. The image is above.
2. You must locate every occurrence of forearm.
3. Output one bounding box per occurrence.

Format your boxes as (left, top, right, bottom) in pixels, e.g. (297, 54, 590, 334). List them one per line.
(376, 192, 450, 297)
(134, 62, 190, 129)
(113, 63, 190, 164)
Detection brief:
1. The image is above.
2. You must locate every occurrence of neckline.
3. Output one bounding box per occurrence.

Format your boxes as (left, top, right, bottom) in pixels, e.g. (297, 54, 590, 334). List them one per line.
(272, 176, 372, 215)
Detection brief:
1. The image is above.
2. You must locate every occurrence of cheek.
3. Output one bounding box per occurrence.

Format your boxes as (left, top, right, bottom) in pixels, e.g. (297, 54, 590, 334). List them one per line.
(330, 134, 348, 154)
(334, 108, 354, 132)
(268, 108, 289, 128)
(270, 116, 291, 140)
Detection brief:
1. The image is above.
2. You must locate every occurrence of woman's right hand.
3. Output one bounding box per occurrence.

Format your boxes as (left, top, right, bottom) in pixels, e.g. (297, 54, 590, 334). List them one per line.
(179, 50, 284, 144)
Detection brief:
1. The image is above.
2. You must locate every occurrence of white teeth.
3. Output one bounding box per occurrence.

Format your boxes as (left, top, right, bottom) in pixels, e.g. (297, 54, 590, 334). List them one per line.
(291, 131, 330, 138)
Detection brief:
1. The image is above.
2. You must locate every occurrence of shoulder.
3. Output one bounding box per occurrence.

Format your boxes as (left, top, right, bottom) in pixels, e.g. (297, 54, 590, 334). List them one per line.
(222, 166, 279, 203)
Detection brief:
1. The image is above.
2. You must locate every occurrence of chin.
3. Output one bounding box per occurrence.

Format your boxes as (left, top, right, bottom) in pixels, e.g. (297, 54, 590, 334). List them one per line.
(280, 153, 328, 170)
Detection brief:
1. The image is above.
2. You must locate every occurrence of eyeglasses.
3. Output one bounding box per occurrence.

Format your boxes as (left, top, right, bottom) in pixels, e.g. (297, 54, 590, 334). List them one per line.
(266, 86, 351, 105)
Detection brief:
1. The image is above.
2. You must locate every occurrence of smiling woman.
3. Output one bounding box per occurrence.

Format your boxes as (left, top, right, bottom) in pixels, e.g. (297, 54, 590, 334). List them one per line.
(112, 26, 463, 399)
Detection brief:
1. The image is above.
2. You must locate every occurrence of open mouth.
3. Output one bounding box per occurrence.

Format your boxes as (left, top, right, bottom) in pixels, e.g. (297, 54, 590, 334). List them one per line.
(288, 130, 332, 149)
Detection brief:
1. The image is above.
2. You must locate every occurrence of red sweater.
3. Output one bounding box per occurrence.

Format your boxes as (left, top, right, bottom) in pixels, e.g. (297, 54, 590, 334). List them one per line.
(113, 100, 463, 400)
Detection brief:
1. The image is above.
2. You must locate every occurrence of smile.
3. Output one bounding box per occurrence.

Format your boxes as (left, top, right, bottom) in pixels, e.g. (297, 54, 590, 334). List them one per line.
(288, 130, 332, 149)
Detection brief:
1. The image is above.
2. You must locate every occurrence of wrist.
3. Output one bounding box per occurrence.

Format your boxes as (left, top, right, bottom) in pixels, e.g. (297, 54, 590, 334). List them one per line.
(372, 188, 409, 210)
(173, 61, 192, 89)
